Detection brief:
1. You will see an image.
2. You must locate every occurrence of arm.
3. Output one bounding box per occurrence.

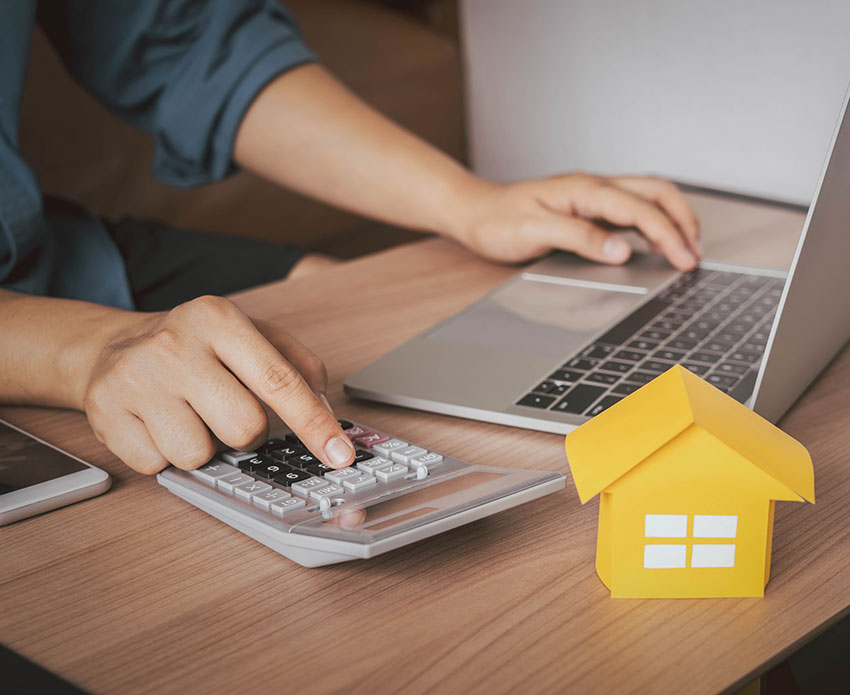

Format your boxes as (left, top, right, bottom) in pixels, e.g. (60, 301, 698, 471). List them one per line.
(0, 289, 355, 472)
(234, 64, 701, 270)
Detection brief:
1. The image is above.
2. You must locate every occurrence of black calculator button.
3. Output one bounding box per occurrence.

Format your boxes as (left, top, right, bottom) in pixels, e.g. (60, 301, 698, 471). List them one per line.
(238, 455, 270, 473)
(516, 393, 557, 409)
(307, 463, 334, 476)
(267, 444, 305, 460)
(254, 462, 291, 480)
(552, 385, 607, 414)
(285, 433, 303, 446)
(273, 469, 311, 487)
(353, 450, 374, 464)
(258, 438, 287, 454)
(337, 419, 354, 430)
(287, 452, 318, 468)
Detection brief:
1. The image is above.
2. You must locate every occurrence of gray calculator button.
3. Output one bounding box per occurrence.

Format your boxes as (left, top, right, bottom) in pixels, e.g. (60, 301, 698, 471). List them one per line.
(325, 467, 361, 484)
(410, 452, 443, 470)
(221, 450, 257, 465)
(234, 480, 272, 500)
(376, 463, 408, 482)
(191, 462, 239, 484)
(372, 439, 408, 457)
(310, 484, 344, 501)
(357, 456, 393, 475)
(253, 489, 291, 510)
(342, 474, 377, 492)
(291, 477, 329, 497)
(217, 473, 254, 492)
(271, 497, 306, 516)
(390, 446, 427, 464)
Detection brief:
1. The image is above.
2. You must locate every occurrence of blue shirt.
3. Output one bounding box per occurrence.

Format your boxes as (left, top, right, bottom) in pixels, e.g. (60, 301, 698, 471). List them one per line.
(0, 1, 315, 309)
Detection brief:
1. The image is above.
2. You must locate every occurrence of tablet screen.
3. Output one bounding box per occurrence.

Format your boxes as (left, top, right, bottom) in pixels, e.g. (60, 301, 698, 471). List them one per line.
(0, 424, 86, 494)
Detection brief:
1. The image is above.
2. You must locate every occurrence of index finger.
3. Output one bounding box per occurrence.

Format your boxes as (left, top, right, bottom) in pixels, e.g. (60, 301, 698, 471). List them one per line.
(210, 311, 355, 469)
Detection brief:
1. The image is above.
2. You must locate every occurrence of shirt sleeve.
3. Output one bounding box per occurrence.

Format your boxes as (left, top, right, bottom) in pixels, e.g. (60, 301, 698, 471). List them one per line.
(37, 0, 318, 187)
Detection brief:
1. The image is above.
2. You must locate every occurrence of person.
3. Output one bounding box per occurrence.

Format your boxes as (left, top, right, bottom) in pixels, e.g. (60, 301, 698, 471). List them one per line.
(0, 1, 700, 475)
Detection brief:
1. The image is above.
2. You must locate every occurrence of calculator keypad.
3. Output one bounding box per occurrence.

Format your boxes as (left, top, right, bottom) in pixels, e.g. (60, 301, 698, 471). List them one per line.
(192, 420, 458, 523)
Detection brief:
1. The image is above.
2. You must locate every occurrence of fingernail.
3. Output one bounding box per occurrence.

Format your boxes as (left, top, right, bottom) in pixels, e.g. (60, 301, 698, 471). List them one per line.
(319, 393, 333, 413)
(603, 237, 630, 262)
(325, 435, 354, 468)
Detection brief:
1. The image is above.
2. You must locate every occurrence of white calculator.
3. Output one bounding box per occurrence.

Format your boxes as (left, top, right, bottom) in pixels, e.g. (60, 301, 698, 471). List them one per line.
(157, 420, 565, 567)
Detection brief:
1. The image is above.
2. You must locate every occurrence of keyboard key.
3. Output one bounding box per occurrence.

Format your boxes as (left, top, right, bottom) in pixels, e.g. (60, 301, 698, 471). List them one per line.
(273, 468, 312, 487)
(628, 339, 658, 351)
(599, 360, 634, 373)
(253, 488, 291, 510)
(310, 484, 344, 501)
(354, 432, 390, 448)
(612, 382, 641, 396)
(266, 445, 305, 461)
(410, 452, 444, 470)
(552, 384, 607, 414)
(640, 329, 671, 342)
(716, 362, 749, 376)
(581, 343, 617, 359)
(325, 467, 363, 484)
(627, 371, 658, 385)
(217, 473, 254, 493)
(533, 380, 558, 393)
(270, 497, 306, 516)
(708, 373, 738, 389)
(234, 480, 273, 501)
(357, 456, 394, 475)
(549, 369, 584, 383)
(613, 350, 646, 362)
(372, 439, 408, 457)
(681, 362, 710, 376)
(652, 319, 681, 332)
(307, 463, 335, 477)
(254, 462, 291, 480)
(668, 339, 697, 351)
(391, 446, 428, 464)
(689, 351, 721, 364)
(291, 477, 330, 498)
(704, 339, 734, 353)
(516, 393, 557, 409)
(376, 464, 409, 482)
(191, 462, 240, 484)
(653, 349, 685, 362)
(728, 350, 760, 363)
(343, 474, 378, 492)
(220, 450, 257, 466)
(597, 298, 670, 344)
(353, 450, 375, 465)
(287, 452, 319, 469)
(585, 395, 623, 417)
(238, 454, 273, 473)
(585, 372, 620, 385)
(564, 358, 599, 371)
(641, 360, 674, 374)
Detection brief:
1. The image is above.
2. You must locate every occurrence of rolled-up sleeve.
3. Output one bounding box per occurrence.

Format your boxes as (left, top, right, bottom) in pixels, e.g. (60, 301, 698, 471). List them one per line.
(38, 0, 317, 187)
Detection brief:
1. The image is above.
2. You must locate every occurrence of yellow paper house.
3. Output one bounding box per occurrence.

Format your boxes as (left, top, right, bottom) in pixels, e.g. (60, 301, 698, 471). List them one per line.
(564, 365, 814, 598)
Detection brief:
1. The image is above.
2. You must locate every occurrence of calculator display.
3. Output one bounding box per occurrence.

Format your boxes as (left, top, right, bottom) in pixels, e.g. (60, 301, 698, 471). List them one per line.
(322, 471, 505, 531)
(0, 424, 86, 494)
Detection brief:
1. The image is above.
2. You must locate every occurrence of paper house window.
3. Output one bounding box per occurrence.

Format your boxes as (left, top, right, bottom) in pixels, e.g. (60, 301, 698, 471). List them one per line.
(643, 514, 738, 569)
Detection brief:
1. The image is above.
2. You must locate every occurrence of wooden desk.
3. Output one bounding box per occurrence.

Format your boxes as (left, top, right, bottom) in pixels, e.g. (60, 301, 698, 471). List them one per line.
(3, 192, 849, 694)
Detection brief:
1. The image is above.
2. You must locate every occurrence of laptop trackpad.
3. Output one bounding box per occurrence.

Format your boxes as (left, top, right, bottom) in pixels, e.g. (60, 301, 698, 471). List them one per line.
(425, 277, 645, 357)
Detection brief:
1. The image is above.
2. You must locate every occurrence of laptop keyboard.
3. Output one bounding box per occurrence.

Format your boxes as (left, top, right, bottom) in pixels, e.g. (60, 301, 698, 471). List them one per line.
(516, 268, 783, 417)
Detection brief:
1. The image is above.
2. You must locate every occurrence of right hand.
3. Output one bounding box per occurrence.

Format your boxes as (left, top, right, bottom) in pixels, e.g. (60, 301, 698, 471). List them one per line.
(82, 295, 355, 475)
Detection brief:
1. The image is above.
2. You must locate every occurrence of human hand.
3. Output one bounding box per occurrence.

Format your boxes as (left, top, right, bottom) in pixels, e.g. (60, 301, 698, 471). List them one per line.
(81, 296, 355, 474)
(449, 173, 701, 270)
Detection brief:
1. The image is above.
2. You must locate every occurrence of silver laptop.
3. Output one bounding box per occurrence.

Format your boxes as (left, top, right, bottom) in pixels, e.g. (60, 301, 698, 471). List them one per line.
(345, 83, 850, 433)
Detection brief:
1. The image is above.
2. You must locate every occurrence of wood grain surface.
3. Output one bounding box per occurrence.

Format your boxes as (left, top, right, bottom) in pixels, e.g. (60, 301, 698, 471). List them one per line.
(3, 192, 848, 695)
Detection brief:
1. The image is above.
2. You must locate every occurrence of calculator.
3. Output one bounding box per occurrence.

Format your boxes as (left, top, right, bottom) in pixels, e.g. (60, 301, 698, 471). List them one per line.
(157, 420, 565, 567)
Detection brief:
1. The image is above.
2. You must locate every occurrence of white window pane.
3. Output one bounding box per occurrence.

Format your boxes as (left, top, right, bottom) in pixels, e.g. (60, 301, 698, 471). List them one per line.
(644, 514, 688, 537)
(692, 515, 738, 538)
(643, 544, 687, 568)
(691, 544, 736, 568)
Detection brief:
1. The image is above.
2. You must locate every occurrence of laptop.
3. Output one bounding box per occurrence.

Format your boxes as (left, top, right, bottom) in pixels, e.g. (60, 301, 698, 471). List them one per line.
(344, 82, 850, 433)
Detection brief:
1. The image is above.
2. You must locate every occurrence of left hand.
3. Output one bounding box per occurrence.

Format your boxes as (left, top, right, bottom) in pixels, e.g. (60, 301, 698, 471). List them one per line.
(448, 173, 701, 270)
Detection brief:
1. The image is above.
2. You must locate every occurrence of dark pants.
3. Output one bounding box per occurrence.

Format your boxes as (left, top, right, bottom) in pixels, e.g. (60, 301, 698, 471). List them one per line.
(104, 217, 306, 312)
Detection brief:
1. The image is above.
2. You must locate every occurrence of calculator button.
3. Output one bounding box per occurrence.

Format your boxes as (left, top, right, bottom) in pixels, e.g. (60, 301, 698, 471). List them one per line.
(291, 477, 330, 498)
(253, 488, 291, 510)
(271, 497, 306, 516)
(287, 452, 318, 469)
(325, 467, 362, 484)
(376, 464, 408, 482)
(337, 419, 354, 431)
(217, 473, 254, 492)
(410, 452, 443, 470)
(238, 454, 273, 473)
(191, 462, 240, 484)
(342, 474, 377, 492)
(284, 433, 304, 446)
(253, 462, 290, 480)
(306, 462, 335, 477)
(390, 446, 427, 464)
(353, 450, 374, 465)
(266, 444, 305, 460)
(373, 439, 408, 457)
(273, 468, 312, 487)
(357, 456, 393, 474)
(234, 480, 272, 501)
(257, 438, 287, 454)
(220, 450, 257, 465)
(344, 425, 370, 438)
(310, 484, 344, 501)
(354, 432, 390, 448)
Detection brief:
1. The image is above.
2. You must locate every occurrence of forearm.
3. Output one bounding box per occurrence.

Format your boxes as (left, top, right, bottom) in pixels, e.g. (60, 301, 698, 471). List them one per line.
(233, 63, 492, 238)
(0, 289, 139, 410)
